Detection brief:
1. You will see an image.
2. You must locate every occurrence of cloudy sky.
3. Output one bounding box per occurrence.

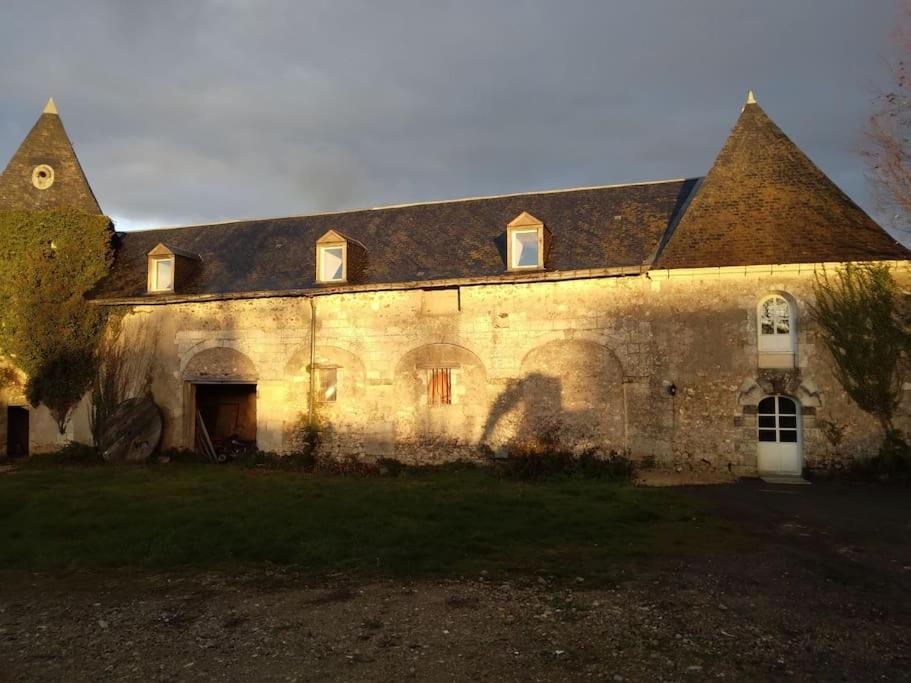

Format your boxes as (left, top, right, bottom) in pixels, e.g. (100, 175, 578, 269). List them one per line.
(0, 1, 900, 232)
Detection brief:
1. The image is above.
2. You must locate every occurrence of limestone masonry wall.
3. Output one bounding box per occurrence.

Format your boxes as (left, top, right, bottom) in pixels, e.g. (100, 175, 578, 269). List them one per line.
(4, 265, 908, 474)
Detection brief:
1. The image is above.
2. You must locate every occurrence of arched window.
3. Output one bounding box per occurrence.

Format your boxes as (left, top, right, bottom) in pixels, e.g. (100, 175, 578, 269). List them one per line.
(757, 294, 796, 367)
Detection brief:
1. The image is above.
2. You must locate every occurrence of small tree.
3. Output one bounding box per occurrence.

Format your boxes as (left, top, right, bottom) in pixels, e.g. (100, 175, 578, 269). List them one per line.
(25, 349, 97, 433)
(809, 263, 908, 439)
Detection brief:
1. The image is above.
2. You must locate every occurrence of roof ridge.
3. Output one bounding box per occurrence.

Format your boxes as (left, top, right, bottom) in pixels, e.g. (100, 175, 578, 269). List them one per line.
(118, 177, 697, 234)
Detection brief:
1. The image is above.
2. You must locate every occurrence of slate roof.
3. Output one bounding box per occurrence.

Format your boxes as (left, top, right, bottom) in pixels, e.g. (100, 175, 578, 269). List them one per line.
(654, 98, 909, 268)
(4, 95, 906, 303)
(89, 179, 698, 300)
(0, 100, 102, 215)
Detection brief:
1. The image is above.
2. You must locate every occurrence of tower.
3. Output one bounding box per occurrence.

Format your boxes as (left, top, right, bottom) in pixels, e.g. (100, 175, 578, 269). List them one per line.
(655, 91, 907, 268)
(0, 98, 102, 214)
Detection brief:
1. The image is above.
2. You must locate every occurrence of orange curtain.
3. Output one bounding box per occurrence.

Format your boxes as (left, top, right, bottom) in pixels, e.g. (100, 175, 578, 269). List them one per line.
(428, 368, 452, 405)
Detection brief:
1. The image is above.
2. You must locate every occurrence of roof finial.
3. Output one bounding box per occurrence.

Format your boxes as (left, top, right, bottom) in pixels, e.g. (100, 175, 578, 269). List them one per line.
(746, 89, 757, 105)
(43, 97, 58, 115)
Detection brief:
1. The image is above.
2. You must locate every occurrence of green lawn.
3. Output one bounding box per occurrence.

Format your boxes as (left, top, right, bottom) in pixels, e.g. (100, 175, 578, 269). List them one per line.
(0, 465, 737, 580)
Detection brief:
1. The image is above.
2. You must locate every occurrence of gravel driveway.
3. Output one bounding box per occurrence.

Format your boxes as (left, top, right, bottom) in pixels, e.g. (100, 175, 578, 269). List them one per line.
(1, 480, 909, 681)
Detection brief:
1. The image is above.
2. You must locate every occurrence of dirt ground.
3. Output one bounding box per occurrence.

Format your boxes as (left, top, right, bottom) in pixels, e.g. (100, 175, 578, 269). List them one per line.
(1, 479, 909, 682)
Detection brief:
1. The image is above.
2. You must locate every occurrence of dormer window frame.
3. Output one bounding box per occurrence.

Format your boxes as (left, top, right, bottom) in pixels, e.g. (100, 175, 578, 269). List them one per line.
(317, 241, 348, 284)
(148, 254, 176, 293)
(316, 229, 368, 285)
(506, 211, 549, 272)
(146, 243, 201, 295)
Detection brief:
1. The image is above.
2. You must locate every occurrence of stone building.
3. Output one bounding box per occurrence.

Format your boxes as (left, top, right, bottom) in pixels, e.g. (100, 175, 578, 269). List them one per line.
(0, 93, 908, 476)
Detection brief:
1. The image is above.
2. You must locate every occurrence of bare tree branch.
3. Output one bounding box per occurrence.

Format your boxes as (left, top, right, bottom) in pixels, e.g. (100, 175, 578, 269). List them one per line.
(864, 0, 911, 233)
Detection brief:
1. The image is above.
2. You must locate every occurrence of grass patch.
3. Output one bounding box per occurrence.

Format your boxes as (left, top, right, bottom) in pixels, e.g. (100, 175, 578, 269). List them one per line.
(0, 465, 738, 580)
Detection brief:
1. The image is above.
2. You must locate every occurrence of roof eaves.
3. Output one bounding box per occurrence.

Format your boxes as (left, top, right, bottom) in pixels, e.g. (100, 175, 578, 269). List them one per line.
(90, 265, 651, 306)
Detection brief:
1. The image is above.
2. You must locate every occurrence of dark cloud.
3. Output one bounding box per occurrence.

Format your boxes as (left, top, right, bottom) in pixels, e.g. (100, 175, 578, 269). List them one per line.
(0, 1, 898, 232)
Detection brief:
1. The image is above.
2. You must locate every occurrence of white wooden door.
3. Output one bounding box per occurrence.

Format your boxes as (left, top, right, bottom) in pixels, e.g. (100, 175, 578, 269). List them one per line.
(757, 395, 801, 475)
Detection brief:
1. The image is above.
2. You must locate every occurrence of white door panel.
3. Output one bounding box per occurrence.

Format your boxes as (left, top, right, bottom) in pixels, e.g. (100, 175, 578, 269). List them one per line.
(757, 395, 801, 475)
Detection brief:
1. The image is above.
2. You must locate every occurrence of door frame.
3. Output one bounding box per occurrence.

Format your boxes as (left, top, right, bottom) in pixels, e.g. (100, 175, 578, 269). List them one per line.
(5, 404, 30, 458)
(183, 379, 258, 452)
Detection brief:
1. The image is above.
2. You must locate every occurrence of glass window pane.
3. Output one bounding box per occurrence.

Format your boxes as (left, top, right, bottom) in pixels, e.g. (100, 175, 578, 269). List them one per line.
(779, 430, 798, 443)
(758, 397, 776, 415)
(778, 397, 797, 414)
(758, 416, 776, 428)
(321, 246, 344, 281)
(155, 259, 173, 290)
(513, 230, 539, 268)
(758, 429, 777, 442)
(318, 367, 337, 402)
(760, 296, 790, 335)
(779, 415, 797, 428)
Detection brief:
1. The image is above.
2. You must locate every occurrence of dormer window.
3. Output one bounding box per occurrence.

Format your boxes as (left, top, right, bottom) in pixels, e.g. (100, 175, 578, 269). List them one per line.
(147, 243, 201, 294)
(316, 230, 367, 285)
(506, 211, 550, 271)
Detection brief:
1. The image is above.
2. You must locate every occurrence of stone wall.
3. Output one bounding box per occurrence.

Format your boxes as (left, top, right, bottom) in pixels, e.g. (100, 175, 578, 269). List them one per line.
(0, 361, 91, 456)
(5, 263, 908, 473)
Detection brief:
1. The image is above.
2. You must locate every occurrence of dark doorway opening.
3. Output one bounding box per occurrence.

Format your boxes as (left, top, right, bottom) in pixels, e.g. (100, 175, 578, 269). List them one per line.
(6, 406, 29, 457)
(194, 383, 257, 457)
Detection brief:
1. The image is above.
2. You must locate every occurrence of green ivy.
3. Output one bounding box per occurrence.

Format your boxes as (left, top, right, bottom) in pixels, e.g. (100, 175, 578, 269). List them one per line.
(0, 208, 113, 431)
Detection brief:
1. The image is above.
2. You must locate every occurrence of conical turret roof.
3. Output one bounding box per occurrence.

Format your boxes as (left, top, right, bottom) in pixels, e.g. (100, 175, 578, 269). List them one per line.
(656, 93, 908, 268)
(0, 99, 102, 214)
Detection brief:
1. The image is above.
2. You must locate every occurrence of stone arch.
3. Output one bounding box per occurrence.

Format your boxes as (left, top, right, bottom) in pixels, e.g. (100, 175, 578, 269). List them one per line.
(281, 345, 369, 454)
(283, 345, 368, 408)
(179, 338, 257, 375)
(512, 330, 614, 369)
(486, 339, 625, 451)
(392, 343, 488, 442)
(736, 373, 820, 472)
(182, 346, 257, 382)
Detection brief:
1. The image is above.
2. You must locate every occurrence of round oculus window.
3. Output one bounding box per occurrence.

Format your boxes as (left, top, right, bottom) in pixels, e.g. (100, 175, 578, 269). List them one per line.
(31, 164, 55, 190)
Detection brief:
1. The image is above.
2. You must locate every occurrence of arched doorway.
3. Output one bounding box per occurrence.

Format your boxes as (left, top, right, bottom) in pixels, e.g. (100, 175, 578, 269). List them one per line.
(757, 395, 801, 475)
(182, 347, 258, 455)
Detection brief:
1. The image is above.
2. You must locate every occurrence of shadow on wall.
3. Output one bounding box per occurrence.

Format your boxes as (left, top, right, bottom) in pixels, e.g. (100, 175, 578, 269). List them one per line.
(481, 372, 624, 453)
(481, 339, 626, 453)
(167, 324, 629, 458)
(301, 338, 628, 457)
(481, 373, 564, 450)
